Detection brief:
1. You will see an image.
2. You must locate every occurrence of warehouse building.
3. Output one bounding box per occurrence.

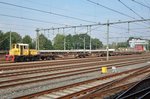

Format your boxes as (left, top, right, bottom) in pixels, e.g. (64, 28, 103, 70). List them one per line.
(129, 38, 148, 51)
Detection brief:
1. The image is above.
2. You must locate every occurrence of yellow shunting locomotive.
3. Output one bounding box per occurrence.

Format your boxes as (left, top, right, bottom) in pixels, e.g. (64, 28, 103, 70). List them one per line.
(5, 43, 56, 62)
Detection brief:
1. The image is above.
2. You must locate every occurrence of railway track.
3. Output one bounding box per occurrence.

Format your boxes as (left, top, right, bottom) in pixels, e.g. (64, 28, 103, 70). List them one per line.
(0, 54, 150, 98)
(0, 54, 150, 73)
(0, 56, 149, 82)
(0, 58, 148, 89)
(0, 53, 147, 65)
(115, 75, 150, 99)
(0, 57, 149, 78)
(0, 54, 149, 66)
(78, 66, 150, 99)
(16, 62, 150, 99)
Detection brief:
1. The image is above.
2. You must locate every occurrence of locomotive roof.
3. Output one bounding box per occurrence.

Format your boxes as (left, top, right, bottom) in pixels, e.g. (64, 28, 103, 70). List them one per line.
(16, 43, 29, 46)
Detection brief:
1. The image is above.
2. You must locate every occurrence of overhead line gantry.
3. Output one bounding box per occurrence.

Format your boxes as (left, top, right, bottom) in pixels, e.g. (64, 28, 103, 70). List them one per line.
(38, 18, 150, 31)
(36, 18, 150, 61)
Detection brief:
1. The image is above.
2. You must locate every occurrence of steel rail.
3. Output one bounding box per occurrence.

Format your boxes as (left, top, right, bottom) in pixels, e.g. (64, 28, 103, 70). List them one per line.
(15, 64, 150, 99)
(75, 67, 150, 99)
(0, 57, 148, 78)
(0, 59, 147, 87)
(1, 54, 148, 70)
(0, 59, 147, 89)
(0, 55, 149, 72)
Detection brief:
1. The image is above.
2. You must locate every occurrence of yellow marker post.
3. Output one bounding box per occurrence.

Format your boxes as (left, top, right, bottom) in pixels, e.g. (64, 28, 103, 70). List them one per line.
(101, 66, 107, 74)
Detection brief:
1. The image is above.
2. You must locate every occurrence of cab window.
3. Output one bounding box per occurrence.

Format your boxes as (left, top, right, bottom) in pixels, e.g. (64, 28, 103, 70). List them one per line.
(16, 44, 19, 48)
(12, 44, 15, 48)
(24, 46, 28, 49)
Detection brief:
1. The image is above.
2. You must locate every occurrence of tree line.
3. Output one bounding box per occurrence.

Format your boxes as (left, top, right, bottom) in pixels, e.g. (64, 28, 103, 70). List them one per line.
(1, 30, 150, 51)
(0, 30, 103, 50)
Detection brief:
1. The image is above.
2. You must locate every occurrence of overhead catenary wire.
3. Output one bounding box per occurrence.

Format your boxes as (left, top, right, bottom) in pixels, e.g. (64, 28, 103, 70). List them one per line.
(118, 0, 145, 19)
(45, 25, 101, 35)
(110, 25, 150, 31)
(110, 23, 150, 31)
(40, 18, 150, 31)
(129, 0, 150, 29)
(0, 1, 97, 23)
(110, 25, 128, 30)
(24, 0, 98, 18)
(80, 25, 101, 34)
(110, 25, 148, 34)
(0, 26, 34, 31)
(132, 0, 150, 9)
(76, 25, 102, 36)
(131, 21, 149, 28)
(86, 0, 149, 27)
(0, 36, 9, 44)
(130, 27, 150, 30)
(0, 0, 149, 44)
(118, 0, 150, 26)
(110, 35, 150, 39)
(86, 0, 135, 19)
(0, 13, 67, 25)
(144, 0, 150, 6)
(64, 27, 85, 35)
(0, 22, 37, 28)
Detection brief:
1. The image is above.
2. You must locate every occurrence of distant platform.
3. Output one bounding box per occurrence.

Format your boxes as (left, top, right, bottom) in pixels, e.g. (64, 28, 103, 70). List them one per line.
(39, 49, 115, 53)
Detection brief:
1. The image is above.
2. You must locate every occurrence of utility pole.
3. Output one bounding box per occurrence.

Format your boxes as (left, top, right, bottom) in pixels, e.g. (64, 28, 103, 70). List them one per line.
(63, 28, 66, 50)
(84, 36, 85, 52)
(106, 20, 109, 61)
(128, 22, 130, 34)
(86, 26, 88, 52)
(89, 26, 92, 53)
(36, 28, 40, 50)
(74, 27, 76, 49)
(9, 31, 11, 50)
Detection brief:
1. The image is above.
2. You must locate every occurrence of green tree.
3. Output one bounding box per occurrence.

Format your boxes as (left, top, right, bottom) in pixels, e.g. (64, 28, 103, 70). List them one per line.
(22, 35, 34, 48)
(117, 42, 128, 48)
(30, 40, 36, 49)
(91, 38, 103, 49)
(53, 33, 103, 50)
(72, 34, 80, 49)
(109, 42, 118, 49)
(72, 33, 103, 50)
(39, 34, 53, 50)
(0, 30, 4, 50)
(3, 32, 22, 50)
(53, 34, 65, 50)
(66, 34, 73, 50)
(78, 33, 90, 49)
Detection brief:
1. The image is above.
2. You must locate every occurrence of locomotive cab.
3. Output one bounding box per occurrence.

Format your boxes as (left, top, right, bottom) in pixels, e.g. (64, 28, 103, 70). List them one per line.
(5, 43, 38, 62)
(9, 43, 29, 56)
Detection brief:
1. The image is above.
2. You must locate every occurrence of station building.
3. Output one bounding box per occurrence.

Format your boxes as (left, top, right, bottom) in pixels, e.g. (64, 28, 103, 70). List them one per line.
(129, 38, 148, 51)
